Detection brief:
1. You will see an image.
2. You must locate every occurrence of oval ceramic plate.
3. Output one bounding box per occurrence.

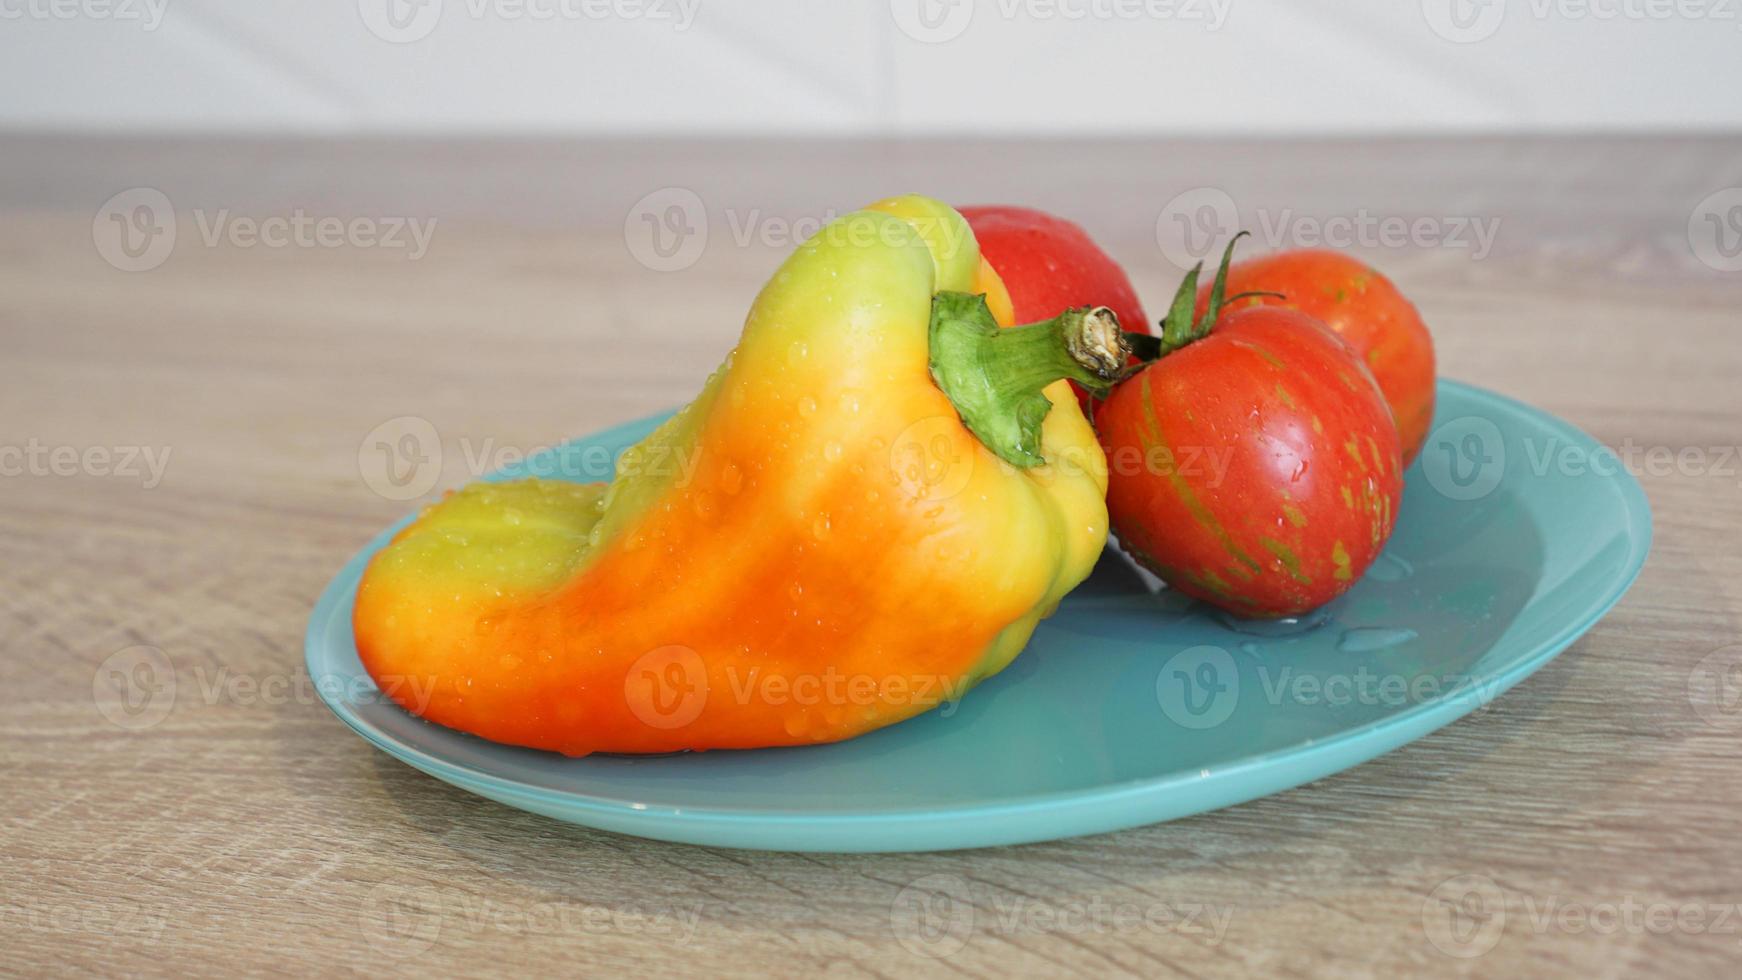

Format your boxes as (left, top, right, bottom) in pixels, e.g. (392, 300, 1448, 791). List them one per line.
(308, 380, 1649, 852)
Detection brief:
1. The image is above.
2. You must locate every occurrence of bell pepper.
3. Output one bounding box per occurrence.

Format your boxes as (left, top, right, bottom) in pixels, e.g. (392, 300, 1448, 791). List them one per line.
(352, 195, 1129, 755)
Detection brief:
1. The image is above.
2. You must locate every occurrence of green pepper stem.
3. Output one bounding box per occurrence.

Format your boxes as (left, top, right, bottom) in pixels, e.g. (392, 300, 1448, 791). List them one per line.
(928, 292, 1128, 468)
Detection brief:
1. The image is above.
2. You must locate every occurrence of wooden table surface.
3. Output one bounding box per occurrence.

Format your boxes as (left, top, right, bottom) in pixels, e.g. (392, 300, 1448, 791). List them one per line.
(5, 135, 1741, 977)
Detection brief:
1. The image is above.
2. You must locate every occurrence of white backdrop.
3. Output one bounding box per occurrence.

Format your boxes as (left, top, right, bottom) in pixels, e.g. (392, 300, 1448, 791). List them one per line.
(4, 0, 1740, 134)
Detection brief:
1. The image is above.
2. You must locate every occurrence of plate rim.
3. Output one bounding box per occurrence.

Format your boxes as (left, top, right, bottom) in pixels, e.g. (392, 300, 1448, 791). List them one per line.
(307, 378, 1652, 850)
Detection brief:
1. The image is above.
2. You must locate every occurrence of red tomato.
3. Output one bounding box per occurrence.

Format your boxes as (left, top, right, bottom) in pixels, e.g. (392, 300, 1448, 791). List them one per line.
(1196, 250, 1435, 466)
(1099, 304, 1403, 618)
(961, 205, 1148, 409)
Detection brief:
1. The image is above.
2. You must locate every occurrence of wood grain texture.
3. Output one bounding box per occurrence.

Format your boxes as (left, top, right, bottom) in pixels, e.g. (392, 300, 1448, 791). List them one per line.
(3, 135, 1741, 977)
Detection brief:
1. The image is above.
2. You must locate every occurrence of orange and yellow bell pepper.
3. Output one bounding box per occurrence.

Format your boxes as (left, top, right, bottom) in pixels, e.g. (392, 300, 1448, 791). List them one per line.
(353, 195, 1128, 755)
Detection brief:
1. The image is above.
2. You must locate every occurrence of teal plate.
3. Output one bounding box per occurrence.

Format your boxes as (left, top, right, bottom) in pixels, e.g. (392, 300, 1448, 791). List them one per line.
(307, 380, 1650, 852)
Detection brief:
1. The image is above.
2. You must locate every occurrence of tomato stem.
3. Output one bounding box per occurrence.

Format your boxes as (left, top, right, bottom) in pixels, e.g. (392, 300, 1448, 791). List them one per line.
(1146, 232, 1257, 359)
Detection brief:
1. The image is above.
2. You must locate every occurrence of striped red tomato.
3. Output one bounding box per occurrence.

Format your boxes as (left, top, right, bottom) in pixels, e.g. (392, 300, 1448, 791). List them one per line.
(1099, 239, 1403, 617)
